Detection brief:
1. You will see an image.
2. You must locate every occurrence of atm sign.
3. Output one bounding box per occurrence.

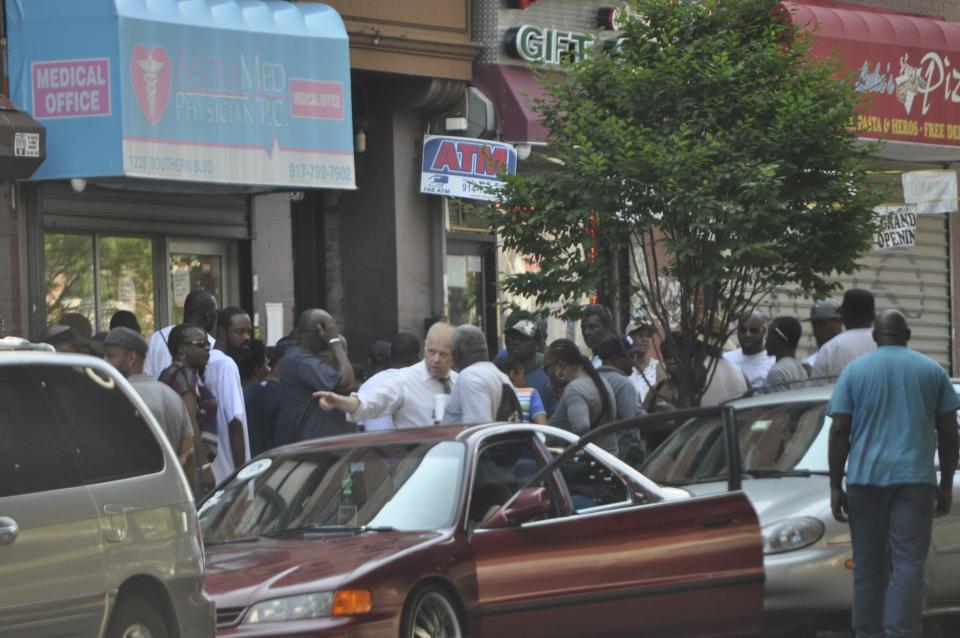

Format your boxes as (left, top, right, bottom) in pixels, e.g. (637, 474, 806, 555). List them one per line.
(420, 135, 517, 202)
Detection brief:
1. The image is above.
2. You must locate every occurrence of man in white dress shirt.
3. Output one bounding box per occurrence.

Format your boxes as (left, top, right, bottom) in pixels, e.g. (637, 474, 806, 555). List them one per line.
(811, 288, 877, 380)
(723, 310, 775, 389)
(144, 290, 249, 485)
(315, 322, 457, 427)
(355, 332, 421, 432)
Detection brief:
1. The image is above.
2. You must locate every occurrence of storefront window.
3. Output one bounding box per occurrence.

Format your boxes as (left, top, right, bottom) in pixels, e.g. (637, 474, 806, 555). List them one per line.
(98, 237, 155, 333)
(44, 233, 154, 334)
(446, 253, 484, 328)
(45, 233, 95, 330)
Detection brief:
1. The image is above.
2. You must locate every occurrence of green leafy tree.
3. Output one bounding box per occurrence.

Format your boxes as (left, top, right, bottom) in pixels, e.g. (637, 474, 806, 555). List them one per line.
(484, 0, 881, 407)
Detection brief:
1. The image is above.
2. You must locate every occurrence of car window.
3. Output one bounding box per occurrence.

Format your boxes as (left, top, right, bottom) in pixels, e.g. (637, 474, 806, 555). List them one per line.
(200, 441, 466, 540)
(32, 364, 164, 485)
(470, 438, 555, 526)
(643, 401, 828, 485)
(0, 366, 84, 496)
(543, 437, 628, 512)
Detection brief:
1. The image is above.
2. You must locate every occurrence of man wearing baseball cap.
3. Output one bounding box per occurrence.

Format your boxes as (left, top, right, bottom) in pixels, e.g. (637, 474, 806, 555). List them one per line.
(103, 327, 196, 488)
(43, 324, 91, 354)
(811, 288, 877, 380)
(504, 310, 556, 417)
(802, 299, 844, 373)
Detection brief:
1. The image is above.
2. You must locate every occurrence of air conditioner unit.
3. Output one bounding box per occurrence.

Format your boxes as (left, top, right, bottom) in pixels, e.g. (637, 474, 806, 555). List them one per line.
(435, 87, 496, 139)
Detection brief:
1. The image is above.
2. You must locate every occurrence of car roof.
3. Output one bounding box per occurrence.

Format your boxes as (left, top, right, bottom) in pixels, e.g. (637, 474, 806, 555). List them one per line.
(723, 383, 834, 409)
(0, 337, 55, 353)
(257, 422, 543, 457)
(0, 348, 109, 368)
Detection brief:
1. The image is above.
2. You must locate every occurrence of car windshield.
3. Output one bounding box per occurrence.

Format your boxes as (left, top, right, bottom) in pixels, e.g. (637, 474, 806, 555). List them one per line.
(199, 440, 466, 541)
(642, 400, 828, 485)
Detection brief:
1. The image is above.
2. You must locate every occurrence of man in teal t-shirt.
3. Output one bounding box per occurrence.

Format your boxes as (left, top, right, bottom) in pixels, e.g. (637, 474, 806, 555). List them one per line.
(828, 309, 959, 638)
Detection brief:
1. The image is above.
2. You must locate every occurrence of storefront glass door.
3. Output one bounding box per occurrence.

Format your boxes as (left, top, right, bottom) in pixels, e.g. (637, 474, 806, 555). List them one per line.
(445, 237, 498, 353)
(168, 240, 227, 326)
(44, 233, 154, 334)
(446, 253, 485, 328)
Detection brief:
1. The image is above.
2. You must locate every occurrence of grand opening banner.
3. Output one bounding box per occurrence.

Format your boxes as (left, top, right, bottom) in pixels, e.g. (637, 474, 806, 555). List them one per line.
(6, 0, 356, 189)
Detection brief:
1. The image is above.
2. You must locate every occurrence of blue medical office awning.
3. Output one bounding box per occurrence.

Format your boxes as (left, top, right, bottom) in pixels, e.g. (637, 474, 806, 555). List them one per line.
(5, 0, 355, 189)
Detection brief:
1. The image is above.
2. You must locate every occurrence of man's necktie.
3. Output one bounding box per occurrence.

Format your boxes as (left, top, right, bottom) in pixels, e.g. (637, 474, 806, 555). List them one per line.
(441, 378, 452, 394)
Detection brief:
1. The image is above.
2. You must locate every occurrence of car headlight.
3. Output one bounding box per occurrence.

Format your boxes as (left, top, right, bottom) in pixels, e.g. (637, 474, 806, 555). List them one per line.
(762, 517, 825, 554)
(242, 590, 372, 624)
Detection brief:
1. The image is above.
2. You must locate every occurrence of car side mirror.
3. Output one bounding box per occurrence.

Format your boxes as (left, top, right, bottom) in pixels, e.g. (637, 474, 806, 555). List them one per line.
(482, 487, 552, 529)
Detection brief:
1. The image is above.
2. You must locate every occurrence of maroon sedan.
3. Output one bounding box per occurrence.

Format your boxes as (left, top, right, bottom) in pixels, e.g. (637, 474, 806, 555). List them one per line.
(199, 408, 764, 637)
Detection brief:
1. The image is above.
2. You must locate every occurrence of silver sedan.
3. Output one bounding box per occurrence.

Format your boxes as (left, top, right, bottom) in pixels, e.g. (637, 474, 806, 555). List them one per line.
(641, 385, 960, 638)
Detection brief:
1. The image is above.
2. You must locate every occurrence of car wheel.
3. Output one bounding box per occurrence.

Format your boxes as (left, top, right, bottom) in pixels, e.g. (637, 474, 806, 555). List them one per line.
(401, 585, 464, 638)
(106, 596, 170, 638)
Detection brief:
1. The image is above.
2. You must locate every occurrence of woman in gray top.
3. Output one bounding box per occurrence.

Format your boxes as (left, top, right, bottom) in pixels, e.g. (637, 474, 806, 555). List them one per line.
(544, 339, 619, 456)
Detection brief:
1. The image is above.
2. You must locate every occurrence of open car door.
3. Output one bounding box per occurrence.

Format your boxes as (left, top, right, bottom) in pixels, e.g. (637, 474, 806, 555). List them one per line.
(468, 407, 764, 638)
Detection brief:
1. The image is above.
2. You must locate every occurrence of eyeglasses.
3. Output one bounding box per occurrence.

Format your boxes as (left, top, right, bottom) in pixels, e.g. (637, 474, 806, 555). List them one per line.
(185, 339, 210, 348)
(737, 325, 764, 334)
(772, 326, 788, 341)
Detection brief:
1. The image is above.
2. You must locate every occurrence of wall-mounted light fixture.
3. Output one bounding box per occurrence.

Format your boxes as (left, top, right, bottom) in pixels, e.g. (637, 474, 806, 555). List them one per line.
(354, 116, 371, 154)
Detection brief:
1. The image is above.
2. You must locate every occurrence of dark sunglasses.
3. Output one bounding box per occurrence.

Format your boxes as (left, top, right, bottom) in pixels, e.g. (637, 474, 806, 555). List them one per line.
(737, 325, 764, 334)
(185, 339, 210, 348)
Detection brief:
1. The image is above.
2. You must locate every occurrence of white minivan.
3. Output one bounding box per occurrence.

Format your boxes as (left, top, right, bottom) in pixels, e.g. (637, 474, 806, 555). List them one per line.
(0, 338, 214, 637)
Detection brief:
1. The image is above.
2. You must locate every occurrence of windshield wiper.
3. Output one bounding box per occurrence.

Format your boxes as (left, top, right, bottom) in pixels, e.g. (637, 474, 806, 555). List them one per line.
(263, 524, 397, 537)
(742, 468, 823, 478)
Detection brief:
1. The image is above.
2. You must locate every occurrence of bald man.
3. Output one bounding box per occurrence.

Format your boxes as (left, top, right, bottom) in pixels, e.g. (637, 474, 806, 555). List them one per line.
(724, 310, 775, 389)
(275, 309, 356, 445)
(828, 310, 959, 637)
(316, 322, 458, 428)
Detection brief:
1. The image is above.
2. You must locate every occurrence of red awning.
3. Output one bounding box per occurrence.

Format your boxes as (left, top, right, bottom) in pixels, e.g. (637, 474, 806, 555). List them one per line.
(787, 1, 960, 160)
(473, 64, 551, 144)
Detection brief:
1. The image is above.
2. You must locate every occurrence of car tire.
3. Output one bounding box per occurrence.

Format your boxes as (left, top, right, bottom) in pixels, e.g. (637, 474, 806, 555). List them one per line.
(400, 585, 464, 638)
(106, 596, 170, 638)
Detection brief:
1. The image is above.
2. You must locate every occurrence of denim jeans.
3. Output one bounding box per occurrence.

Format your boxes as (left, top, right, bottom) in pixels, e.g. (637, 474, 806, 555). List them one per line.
(847, 484, 936, 638)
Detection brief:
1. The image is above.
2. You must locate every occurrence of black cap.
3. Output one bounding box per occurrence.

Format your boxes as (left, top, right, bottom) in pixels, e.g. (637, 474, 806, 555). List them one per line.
(43, 325, 89, 349)
(369, 340, 391, 365)
(839, 288, 875, 317)
(597, 335, 632, 360)
(267, 341, 290, 367)
(505, 310, 539, 338)
(104, 327, 148, 357)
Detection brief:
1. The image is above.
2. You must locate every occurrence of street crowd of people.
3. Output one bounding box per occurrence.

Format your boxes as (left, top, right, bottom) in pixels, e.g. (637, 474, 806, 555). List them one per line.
(31, 286, 895, 497)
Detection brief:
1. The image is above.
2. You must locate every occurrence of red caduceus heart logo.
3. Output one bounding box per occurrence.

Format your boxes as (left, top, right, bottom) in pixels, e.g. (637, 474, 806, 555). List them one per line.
(130, 44, 171, 125)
